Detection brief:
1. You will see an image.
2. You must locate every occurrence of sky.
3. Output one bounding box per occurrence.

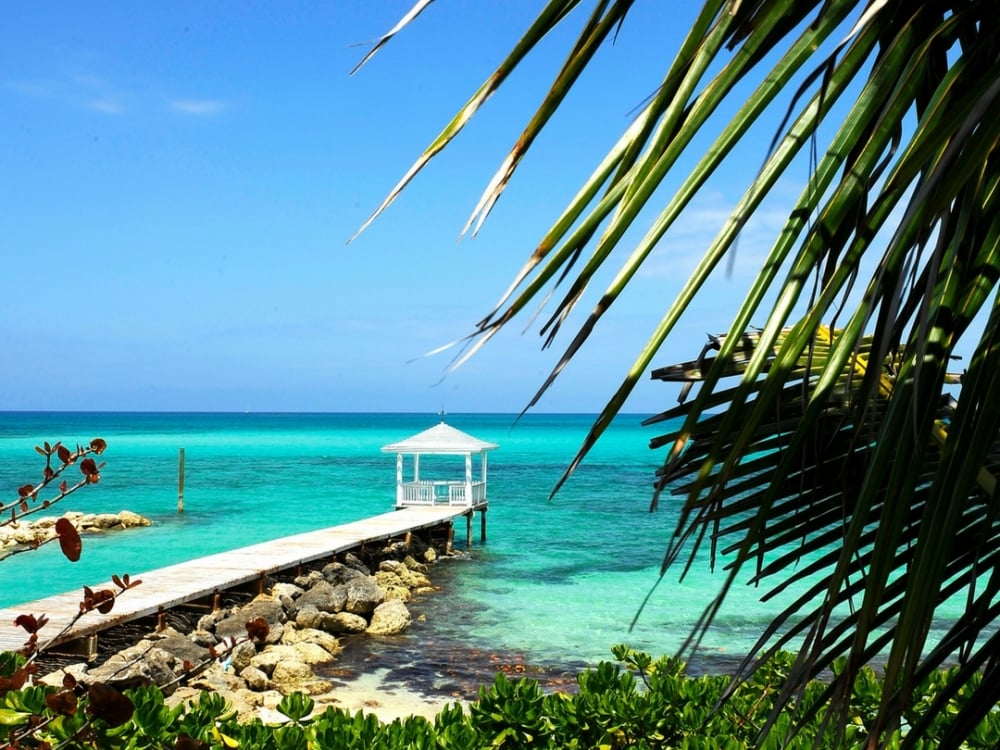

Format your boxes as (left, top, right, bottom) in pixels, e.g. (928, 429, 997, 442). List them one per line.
(2, 2, 841, 415)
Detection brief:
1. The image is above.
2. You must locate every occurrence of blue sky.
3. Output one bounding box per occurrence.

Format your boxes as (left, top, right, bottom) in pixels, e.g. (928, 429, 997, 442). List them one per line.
(2, 2, 818, 415)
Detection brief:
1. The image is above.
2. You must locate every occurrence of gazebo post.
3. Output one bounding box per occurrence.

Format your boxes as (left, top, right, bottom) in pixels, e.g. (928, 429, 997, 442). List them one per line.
(465, 453, 472, 507)
(395, 453, 403, 506)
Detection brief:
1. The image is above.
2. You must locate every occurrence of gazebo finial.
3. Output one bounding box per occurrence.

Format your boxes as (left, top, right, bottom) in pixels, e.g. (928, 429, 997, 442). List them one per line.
(438, 407, 447, 423)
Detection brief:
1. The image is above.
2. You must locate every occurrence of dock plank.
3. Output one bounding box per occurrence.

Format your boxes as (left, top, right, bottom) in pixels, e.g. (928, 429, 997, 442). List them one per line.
(0, 506, 477, 654)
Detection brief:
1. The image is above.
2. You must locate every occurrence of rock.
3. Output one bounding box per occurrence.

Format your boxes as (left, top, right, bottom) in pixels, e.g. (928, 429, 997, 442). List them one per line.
(294, 570, 324, 588)
(291, 641, 336, 665)
(344, 576, 385, 615)
(405, 570, 432, 589)
(229, 640, 258, 672)
(189, 629, 217, 648)
(214, 596, 286, 644)
(378, 559, 406, 576)
(379, 582, 412, 603)
(142, 628, 209, 666)
(117, 510, 152, 528)
(423, 547, 437, 563)
(342, 552, 371, 575)
(280, 626, 341, 657)
(374, 569, 400, 588)
(196, 612, 220, 632)
(13, 527, 39, 544)
(271, 582, 303, 610)
(32, 533, 452, 723)
(326, 612, 368, 634)
(366, 600, 412, 636)
(373, 569, 412, 602)
(270, 660, 314, 693)
(296, 581, 347, 614)
(90, 513, 123, 529)
(403, 555, 429, 574)
(240, 665, 271, 691)
(2, 511, 153, 551)
(87, 645, 178, 687)
(231, 689, 268, 723)
(38, 662, 89, 688)
(295, 606, 340, 632)
(321, 561, 366, 585)
(382, 540, 410, 559)
(378, 560, 431, 589)
(293, 606, 367, 635)
(249, 646, 299, 676)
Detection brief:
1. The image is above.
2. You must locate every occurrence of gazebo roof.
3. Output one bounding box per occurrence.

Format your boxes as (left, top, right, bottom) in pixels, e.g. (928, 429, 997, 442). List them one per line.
(381, 422, 499, 455)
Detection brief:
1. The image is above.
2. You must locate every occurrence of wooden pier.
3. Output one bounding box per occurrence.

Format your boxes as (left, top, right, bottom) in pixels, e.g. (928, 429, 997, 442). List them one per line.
(0, 505, 485, 657)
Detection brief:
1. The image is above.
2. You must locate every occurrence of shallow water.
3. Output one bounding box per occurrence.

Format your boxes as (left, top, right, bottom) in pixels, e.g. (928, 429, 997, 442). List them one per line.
(0, 411, 966, 684)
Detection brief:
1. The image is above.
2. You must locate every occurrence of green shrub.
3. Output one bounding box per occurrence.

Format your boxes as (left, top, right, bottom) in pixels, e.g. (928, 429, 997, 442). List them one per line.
(3, 644, 1000, 748)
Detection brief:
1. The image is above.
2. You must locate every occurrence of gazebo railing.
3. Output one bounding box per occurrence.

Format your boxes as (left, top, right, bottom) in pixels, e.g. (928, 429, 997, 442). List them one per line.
(398, 481, 486, 507)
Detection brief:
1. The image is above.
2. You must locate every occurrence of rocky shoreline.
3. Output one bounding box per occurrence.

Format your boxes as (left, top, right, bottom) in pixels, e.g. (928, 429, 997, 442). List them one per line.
(36, 533, 464, 722)
(0, 510, 152, 553)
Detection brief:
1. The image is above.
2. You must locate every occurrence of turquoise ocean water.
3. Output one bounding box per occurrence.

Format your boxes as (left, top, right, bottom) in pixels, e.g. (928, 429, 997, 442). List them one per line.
(0, 412, 963, 696)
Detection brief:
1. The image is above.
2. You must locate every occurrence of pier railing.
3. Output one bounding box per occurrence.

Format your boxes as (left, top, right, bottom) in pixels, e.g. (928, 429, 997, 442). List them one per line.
(398, 480, 486, 507)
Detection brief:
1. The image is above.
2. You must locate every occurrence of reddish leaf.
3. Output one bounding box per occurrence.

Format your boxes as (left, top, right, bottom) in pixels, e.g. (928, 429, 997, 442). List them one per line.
(87, 682, 134, 727)
(13, 613, 48, 634)
(245, 617, 269, 642)
(55, 518, 82, 562)
(57, 444, 72, 464)
(63, 672, 78, 690)
(84, 589, 115, 614)
(46, 689, 78, 716)
(34, 444, 47, 457)
(111, 573, 140, 590)
(19, 501, 27, 513)
(60, 480, 68, 493)
(18, 484, 34, 499)
(0, 666, 30, 693)
(43, 466, 54, 480)
(90, 438, 107, 454)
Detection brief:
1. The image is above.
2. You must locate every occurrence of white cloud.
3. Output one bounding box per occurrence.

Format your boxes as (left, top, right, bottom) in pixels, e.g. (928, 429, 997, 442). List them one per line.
(169, 98, 226, 115)
(88, 95, 124, 114)
(5, 72, 127, 114)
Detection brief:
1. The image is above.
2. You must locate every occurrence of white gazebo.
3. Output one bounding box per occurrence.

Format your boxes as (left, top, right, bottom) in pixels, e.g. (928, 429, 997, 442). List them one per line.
(381, 421, 498, 509)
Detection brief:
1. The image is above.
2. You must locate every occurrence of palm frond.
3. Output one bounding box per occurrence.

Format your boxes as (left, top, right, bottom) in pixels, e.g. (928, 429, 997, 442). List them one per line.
(354, 0, 1000, 743)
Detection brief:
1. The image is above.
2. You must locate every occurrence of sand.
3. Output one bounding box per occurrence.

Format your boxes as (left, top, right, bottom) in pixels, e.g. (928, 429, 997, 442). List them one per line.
(252, 668, 470, 725)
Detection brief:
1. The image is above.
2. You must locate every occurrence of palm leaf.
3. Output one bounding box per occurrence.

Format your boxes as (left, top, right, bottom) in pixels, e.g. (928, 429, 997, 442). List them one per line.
(353, 0, 1000, 744)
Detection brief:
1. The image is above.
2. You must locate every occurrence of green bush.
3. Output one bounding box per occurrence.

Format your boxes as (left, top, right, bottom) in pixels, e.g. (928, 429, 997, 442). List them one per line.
(4, 645, 998, 748)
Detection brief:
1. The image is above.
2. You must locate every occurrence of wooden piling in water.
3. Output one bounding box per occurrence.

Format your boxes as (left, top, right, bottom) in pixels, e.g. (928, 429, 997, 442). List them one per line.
(178, 447, 185, 513)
